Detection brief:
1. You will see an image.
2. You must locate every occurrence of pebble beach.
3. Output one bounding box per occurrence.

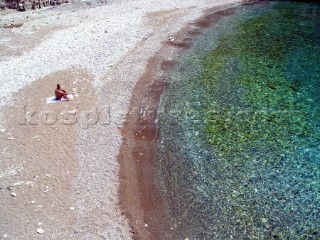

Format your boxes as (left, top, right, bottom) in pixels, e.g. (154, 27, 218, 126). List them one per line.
(0, 0, 241, 239)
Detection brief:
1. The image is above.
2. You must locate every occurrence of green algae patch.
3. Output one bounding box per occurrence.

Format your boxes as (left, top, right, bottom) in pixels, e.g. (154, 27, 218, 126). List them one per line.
(200, 2, 320, 162)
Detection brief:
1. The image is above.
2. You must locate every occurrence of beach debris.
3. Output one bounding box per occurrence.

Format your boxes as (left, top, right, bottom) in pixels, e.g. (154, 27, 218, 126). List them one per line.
(261, 218, 268, 224)
(144, 224, 148, 227)
(169, 37, 175, 42)
(38, 222, 42, 226)
(0, 129, 5, 132)
(7, 185, 14, 190)
(3, 234, 8, 238)
(31, 201, 35, 204)
(11, 192, 16, 197)
(70, 207, 75, 210)
(36, 228, 44, 234)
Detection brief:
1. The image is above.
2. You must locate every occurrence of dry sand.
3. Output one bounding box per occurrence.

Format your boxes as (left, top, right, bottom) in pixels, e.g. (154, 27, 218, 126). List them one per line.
(0, 0, 241, 239)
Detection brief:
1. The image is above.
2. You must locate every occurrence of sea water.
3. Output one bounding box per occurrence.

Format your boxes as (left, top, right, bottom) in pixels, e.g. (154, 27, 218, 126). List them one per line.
(157, 1, 320, 239)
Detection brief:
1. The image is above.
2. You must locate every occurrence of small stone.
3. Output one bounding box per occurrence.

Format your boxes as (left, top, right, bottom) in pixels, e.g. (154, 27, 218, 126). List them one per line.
(261, 218, 268, 224)
(37, 228, 44, 234)
(13, 181, 24, 186)
(169, 37, 175, 42)
(7, 185, 14, 190)
(38, 222, 42, 226)
(11, 192, 16, 197)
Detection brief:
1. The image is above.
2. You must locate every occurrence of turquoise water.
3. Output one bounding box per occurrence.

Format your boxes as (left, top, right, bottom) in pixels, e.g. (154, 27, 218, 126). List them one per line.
(157, 2, 320, 239)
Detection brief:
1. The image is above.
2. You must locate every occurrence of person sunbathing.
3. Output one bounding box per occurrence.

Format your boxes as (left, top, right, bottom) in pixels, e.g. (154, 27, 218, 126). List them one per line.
(55, 84, 71, 101)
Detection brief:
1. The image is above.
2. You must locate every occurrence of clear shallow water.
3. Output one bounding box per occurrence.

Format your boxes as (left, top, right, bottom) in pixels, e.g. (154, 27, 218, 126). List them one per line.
(157, 2, 320, 239)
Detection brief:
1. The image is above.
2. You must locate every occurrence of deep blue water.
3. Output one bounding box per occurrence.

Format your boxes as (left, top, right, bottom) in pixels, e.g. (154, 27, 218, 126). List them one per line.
(157, 2, 320, 239)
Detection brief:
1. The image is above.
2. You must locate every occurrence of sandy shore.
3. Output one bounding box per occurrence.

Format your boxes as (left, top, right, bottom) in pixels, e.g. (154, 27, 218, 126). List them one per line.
(0, 0, 241, 239)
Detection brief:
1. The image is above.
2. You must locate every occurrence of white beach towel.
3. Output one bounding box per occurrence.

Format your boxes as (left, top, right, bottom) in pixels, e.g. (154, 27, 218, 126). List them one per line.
(46, 95, 73, 103)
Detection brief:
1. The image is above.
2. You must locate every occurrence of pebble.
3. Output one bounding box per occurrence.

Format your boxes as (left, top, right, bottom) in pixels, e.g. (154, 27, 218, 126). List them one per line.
(262, 218, 268, 224)
(11, 192, 16, 197)
(13, 181, 24, 186)
(37, 228, 44, 234)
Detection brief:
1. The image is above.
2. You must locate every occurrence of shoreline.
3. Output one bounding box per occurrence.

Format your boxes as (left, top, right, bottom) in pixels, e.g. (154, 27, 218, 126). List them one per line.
(118, 3, 245, 239)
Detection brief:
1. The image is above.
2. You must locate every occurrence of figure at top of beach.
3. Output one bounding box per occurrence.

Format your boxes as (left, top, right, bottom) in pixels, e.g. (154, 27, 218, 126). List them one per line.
(55, 84, 71, 101)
